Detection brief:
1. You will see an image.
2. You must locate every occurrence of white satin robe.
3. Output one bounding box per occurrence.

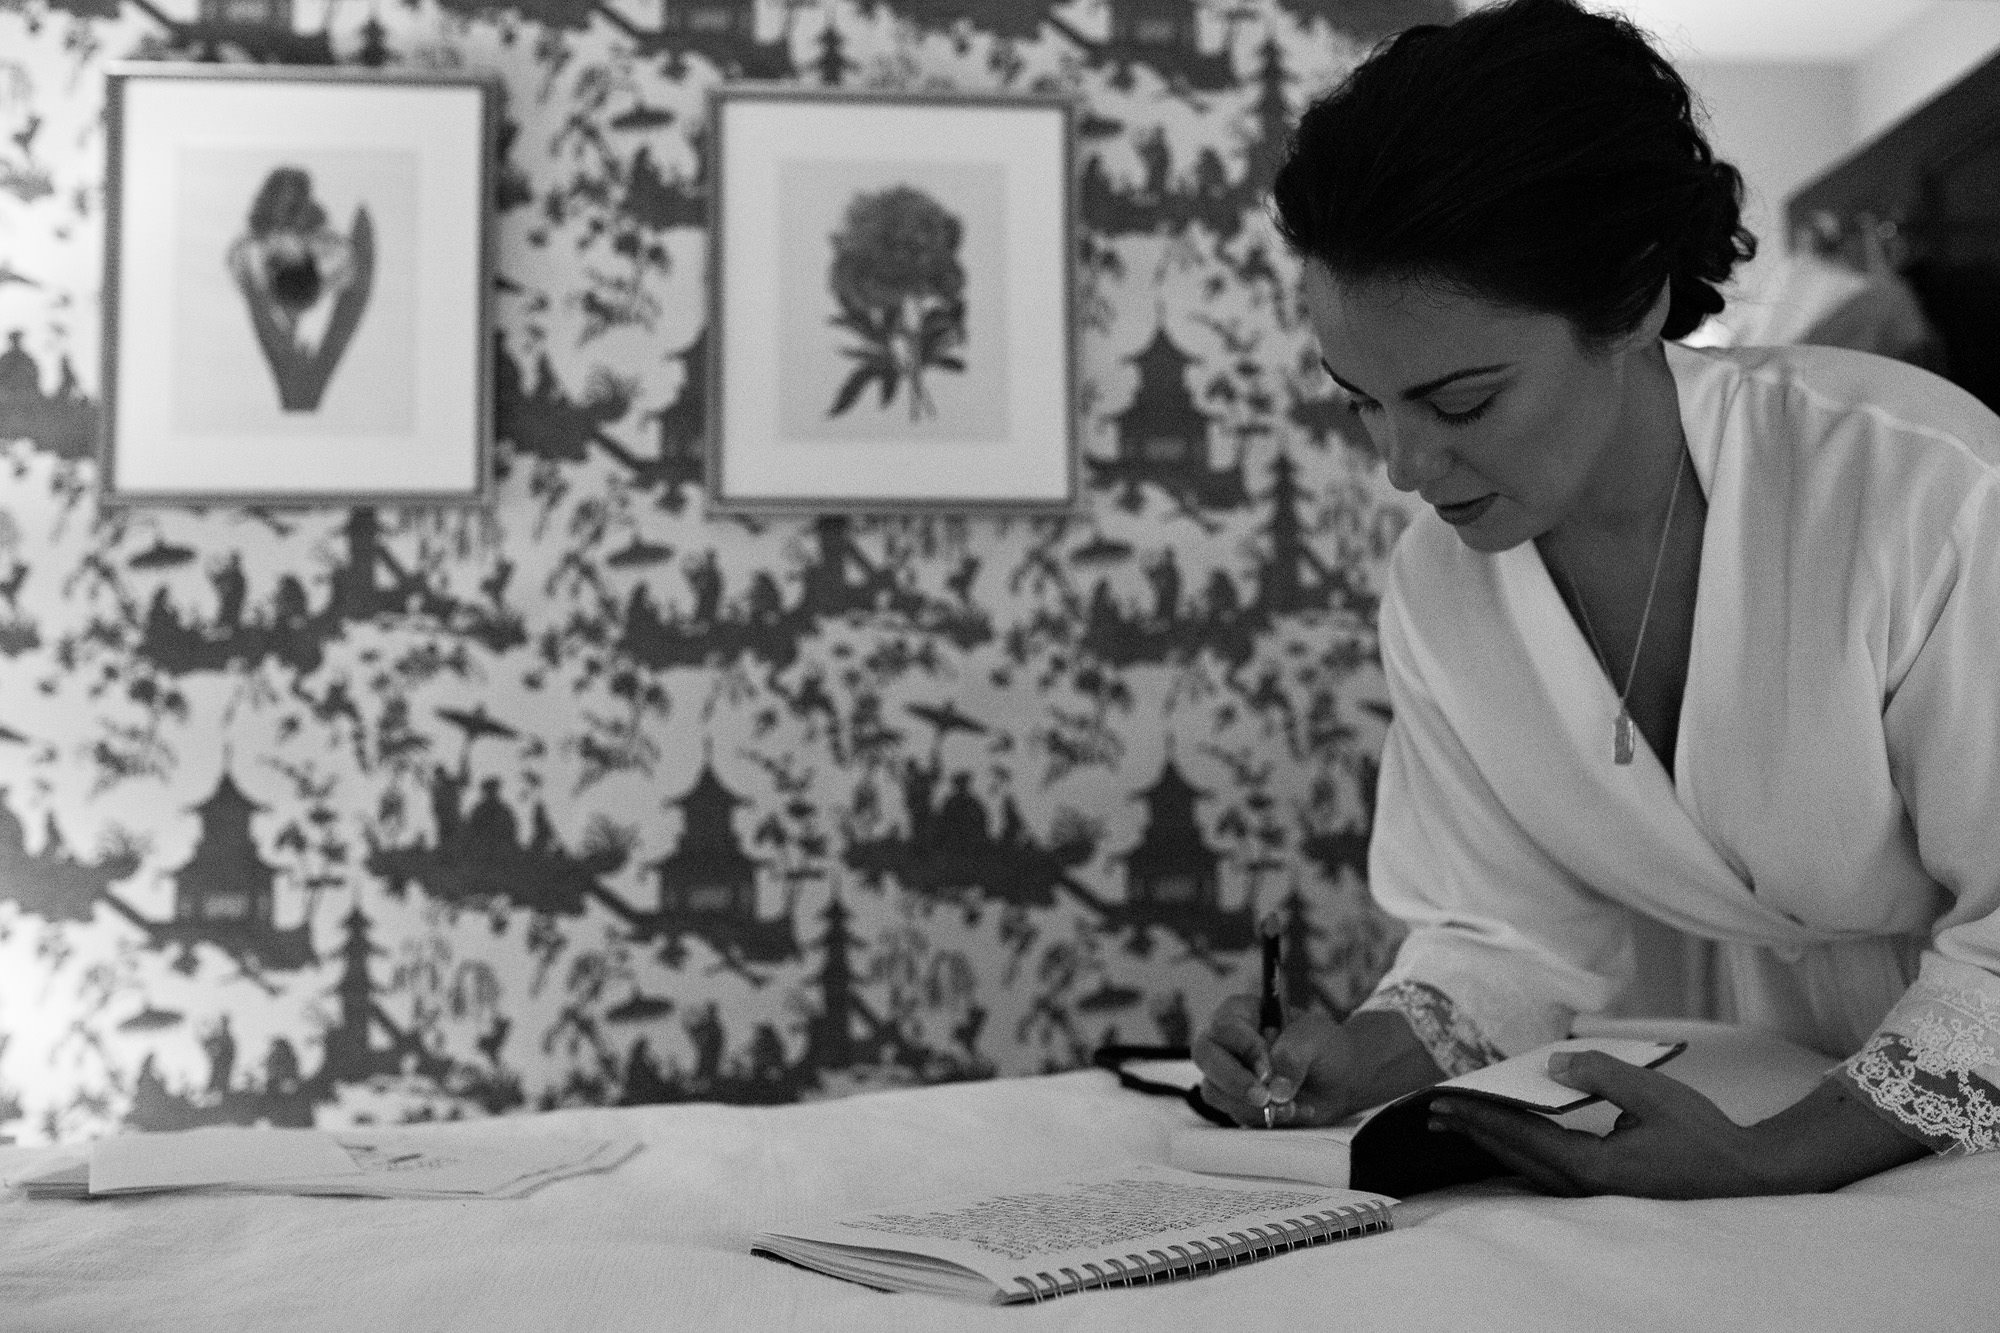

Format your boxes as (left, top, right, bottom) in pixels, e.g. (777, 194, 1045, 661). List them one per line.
(1358, 341, 2000, 1154)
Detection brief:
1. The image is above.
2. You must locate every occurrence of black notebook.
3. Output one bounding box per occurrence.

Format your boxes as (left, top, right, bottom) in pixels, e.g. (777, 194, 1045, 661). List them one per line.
(1169, 1036, 1685, 1196)
(752, 1162, 1395, 1303)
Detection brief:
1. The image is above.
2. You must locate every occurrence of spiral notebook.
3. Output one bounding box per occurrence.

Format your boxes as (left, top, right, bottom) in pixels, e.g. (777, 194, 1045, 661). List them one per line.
(751, 1162, 1394, 1303)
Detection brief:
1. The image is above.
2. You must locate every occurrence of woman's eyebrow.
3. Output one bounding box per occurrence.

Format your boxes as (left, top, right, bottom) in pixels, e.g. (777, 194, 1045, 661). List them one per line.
(1321, 359, 1511, 401)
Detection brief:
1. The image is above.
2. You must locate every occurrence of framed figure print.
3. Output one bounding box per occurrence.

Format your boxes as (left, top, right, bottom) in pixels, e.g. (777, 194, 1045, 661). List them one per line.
(100, 64, 497, 506)
(707, 87, 1078, 514)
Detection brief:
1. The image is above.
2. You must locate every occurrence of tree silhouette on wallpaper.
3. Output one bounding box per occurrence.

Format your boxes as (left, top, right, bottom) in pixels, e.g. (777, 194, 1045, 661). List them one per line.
(826, 185, 966, 422)
(226, 166, 373, 412)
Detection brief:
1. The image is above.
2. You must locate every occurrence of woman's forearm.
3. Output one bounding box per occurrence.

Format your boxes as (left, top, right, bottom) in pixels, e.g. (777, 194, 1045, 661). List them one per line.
(1334, 1009, 1449, 1113)
(1748, 1077, 1931, 1193)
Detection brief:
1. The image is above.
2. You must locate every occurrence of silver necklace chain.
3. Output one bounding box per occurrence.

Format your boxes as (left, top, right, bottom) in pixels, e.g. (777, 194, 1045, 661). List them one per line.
(1556, 448, 1689, 766)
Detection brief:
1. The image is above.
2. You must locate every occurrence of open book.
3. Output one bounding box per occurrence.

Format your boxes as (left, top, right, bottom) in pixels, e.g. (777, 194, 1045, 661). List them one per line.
(1172, 1036, 1684, 1195)
(1170, 1021, 1836, 1196)
(752, 1162, 1394, 1303)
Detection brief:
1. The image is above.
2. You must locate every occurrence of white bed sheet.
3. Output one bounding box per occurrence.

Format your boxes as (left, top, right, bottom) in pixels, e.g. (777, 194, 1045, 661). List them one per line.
(3, 1062, 1996, 1333)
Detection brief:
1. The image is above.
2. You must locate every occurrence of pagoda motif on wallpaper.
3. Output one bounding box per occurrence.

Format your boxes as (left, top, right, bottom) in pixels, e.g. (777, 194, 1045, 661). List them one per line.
(630, 755, 801, 971)
(1108, 751, 1255, 953)
(157, 0, 338, 62)
(0, 0, 1432, 1143)
(146, 769, 315, 973)
(1087, 0, 1237, 90)
(642, 0, 796, 76)
(1097, 324, 1248, 513)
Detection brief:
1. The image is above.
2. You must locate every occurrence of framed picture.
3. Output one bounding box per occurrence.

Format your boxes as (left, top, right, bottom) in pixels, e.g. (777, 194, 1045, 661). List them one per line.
(707, 87, 1078, 514)
(100, 64, 497, 506)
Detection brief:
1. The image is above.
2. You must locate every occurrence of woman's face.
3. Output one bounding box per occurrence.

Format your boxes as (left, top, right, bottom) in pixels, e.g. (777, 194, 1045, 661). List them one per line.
(1301, 261, 1666, 553)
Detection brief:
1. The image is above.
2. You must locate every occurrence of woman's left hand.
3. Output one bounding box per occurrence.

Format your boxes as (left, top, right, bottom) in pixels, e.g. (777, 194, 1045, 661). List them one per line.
(1426, 1050, 1784, 1199)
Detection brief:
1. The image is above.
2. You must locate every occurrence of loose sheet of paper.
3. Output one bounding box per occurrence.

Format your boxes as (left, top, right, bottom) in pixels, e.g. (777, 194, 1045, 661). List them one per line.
(89, 1127, 360, 1194)
(255, 1134, 640, 1198)
(28, 1128, 638, 1201)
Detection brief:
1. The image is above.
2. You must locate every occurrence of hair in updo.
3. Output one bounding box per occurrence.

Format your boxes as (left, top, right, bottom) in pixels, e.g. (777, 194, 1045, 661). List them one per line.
(1273, 0, 1755, 345)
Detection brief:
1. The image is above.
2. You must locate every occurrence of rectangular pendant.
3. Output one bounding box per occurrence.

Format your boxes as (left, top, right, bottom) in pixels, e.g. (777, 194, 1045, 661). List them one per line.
(1614, 711, 1636, 766)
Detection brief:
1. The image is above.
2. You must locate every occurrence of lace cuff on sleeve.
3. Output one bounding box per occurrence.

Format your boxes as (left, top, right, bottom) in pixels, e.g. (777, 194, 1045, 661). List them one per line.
(1837, 968, 2000, 1155)
(1356, 980, 1506, 1078)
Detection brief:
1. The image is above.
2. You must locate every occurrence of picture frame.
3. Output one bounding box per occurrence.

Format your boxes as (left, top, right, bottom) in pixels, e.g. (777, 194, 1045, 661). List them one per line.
(707, 87, 1078, 514)
(99, 64, 497, 507)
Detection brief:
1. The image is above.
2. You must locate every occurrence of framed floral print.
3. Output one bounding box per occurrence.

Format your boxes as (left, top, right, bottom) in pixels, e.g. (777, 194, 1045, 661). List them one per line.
(99, 64, 497, 506)
(706, 87, 1078, 514)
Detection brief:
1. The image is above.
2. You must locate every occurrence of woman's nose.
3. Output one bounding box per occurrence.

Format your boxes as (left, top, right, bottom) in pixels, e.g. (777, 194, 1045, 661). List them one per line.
(1377, 417, 1451, 493)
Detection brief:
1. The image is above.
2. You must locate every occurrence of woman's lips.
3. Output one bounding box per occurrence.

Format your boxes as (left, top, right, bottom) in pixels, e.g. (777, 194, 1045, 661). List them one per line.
(1435, 495, 1496, 525)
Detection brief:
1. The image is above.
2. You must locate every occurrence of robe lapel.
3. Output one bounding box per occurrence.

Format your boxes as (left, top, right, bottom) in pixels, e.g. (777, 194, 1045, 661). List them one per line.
(1486, 429, 1822, 952)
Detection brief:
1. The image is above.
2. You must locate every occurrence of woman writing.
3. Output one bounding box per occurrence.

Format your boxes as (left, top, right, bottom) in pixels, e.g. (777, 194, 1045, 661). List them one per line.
(1193, 0, 2000, 1196)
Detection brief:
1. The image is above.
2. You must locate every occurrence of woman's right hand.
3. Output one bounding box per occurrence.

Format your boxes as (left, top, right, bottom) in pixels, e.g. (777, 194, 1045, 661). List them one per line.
(1192, 996, 1366, 1127)
(1191, 999, 1445, 1128)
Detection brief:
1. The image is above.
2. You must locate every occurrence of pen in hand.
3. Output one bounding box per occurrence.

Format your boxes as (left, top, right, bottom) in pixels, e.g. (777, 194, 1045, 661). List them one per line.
(1256, 911, 1287, 1128)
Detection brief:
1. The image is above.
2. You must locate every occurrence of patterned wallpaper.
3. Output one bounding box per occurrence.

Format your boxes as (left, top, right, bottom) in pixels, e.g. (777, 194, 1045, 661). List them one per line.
(0, 0, 1447, 1143)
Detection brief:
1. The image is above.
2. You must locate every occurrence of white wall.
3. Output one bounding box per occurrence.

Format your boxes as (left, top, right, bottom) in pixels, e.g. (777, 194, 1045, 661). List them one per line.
(1677, 61, 1855, 287)
(1854, 0, 2000, 144)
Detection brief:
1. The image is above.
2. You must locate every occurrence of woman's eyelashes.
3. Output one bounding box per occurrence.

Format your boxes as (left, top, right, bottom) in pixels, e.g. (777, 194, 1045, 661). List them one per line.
(1342, 394, 1495, 425)
(1432, 396, 1495, 425)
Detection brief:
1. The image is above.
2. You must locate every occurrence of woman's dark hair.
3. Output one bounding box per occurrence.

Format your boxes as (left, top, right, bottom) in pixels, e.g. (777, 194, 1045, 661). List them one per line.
(1273, 0, 1755, 344)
